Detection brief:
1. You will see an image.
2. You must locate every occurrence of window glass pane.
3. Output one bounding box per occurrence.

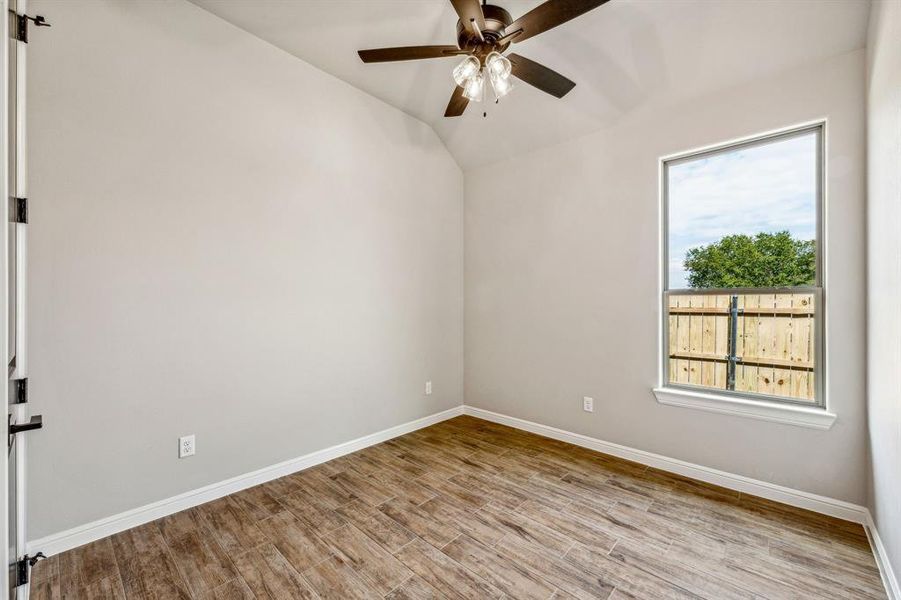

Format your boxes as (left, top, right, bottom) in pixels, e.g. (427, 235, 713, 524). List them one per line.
(668, 131, 818, 289)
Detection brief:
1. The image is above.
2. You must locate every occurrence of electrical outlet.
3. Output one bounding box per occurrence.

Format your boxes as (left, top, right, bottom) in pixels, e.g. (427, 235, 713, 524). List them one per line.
(425, 380, 432, 395)
(179, 434, 196, 458)
(583, 396, 594, 412)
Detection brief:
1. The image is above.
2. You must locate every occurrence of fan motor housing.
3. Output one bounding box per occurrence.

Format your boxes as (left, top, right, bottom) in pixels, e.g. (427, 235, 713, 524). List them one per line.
(456, 4, 514, 56)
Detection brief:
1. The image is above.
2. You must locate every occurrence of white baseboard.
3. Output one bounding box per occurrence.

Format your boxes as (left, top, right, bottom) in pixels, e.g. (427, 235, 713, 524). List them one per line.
(462, 405, 869, 524)
(27, 405, 464, 558)
(866, 512, 901, 600)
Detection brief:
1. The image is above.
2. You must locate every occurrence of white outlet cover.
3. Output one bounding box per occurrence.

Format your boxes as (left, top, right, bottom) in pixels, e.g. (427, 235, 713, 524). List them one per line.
(179, 434, 196, 458)
(425, 381, 432, 395)
(583, 397, 594, 412)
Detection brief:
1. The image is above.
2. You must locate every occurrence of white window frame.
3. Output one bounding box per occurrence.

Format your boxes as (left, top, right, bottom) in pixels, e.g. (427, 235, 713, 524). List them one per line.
(653, 122, 836, 430)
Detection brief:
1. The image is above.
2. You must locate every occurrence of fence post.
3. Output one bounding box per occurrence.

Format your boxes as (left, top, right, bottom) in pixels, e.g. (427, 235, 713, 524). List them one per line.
(726, 295, 739, 390)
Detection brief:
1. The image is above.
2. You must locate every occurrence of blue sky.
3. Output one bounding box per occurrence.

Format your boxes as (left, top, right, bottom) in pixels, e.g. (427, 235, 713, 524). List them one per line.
(668, 131, 818, 288)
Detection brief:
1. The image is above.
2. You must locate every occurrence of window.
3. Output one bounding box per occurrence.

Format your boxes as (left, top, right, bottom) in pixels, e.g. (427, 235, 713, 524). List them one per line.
(659, 124, 826, 419)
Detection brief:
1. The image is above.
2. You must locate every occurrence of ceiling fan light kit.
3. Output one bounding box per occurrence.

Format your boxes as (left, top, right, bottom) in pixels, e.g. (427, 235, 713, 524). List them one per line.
(456, 51, 513, 103)
(358, 0, 609, 117)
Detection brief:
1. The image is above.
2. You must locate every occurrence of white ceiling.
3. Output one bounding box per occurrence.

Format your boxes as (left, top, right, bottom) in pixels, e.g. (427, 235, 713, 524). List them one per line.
(189, 0, 870, 169)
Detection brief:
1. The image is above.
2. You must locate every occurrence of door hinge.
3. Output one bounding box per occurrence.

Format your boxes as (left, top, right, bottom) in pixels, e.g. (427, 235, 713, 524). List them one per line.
(9, 197, 26, 224)
(10, 12, 50, 44)
(14, 553, 45, 586)
(14, 378, 27, 404)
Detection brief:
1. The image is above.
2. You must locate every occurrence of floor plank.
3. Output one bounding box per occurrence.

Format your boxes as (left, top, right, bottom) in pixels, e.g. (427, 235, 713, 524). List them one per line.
(58, 538, 118, 589)
(442, 534, 556, 600)
(609, 539, 756, 600)
(379, 498, 461, 548)
(321, 523, 414, 595)
(495, 534, 616, 600)
(254, 510, 334, 574)
(61, 575, 127, 600)
(195, 577, 256, 600)
(384, 575, 444, 600)
(336, 499, 418, 554)
(230, 542, 320, 599)
(392, 538, 504, 600)
(30, 575, 61, 600)
(197, 496, 269, 557)
(166, 530, 238, 597)
(302, 554, 382, 600)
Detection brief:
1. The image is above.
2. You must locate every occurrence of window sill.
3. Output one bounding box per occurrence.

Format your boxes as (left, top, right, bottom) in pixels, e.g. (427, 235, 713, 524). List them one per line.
(652, 387, 836, 430)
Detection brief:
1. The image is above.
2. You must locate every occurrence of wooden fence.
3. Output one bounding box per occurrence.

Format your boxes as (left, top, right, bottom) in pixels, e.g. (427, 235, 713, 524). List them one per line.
(667, 292, 816, 402)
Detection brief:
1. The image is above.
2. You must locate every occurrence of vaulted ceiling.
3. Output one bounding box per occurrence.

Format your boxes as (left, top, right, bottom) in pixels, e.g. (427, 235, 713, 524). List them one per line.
(189, 0, 870, 169)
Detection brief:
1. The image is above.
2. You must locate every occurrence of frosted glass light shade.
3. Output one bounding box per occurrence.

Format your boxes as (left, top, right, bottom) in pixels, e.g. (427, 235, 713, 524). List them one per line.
(489, 70, 514, 99)
(452, 56, 480, 87)
(486, 52, 512, 80)
(462, 69, 484, 102)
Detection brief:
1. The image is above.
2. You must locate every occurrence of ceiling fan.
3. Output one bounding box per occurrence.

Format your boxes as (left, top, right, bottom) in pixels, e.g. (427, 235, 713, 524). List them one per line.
(357, 0, 609, 117)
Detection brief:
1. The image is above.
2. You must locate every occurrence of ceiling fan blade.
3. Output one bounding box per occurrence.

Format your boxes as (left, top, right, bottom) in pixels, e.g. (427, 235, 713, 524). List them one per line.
(507, 0, 610, 44)
(508, 53, 575, 98)
(358, 45, 465, 63)
(444, 85, 469, 117)
(450, 0, 487, 37)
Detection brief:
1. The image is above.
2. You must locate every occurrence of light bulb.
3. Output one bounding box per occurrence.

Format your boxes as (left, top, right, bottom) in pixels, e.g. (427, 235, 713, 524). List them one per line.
(452, 56, 480, 87)
(489, 70, 514, 99)
(485, 52, 512, 80)
(462, 69, 484, 102)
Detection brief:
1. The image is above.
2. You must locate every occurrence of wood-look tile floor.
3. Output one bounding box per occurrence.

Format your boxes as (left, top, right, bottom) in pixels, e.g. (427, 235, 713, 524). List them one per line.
(32, 416, 886, 599)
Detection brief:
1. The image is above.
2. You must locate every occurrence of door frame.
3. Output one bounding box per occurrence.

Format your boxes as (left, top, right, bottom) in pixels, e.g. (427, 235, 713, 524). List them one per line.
(10, 0, 27, 584)
(4, 0, 30, 595)
(1, 0, 10, 594)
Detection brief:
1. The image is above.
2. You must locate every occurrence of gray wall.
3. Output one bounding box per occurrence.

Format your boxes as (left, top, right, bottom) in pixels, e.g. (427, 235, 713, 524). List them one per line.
(26, 0, 463, 539)
(465, 49, 867, 503)
(866, 0, 901, 579)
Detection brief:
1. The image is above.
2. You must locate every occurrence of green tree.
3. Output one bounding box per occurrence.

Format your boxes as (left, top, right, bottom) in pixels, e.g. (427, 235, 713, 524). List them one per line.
(684, 231, 815, 288)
